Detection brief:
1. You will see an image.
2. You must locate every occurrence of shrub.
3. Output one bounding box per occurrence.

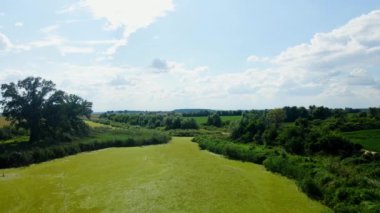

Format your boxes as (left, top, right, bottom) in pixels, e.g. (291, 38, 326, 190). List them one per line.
(0, 129, 170, 169)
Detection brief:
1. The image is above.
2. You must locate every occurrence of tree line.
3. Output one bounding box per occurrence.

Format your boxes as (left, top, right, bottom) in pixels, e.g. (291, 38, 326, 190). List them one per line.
(99, 113, 199, 130)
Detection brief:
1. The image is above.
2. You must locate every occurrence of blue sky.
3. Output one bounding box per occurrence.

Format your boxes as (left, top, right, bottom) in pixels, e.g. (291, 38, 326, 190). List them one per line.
(1, 1, 380, 111)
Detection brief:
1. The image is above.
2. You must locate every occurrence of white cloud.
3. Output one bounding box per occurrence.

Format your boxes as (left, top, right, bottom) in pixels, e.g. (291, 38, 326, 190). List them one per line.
(247, 55, 270, 63)
(81, 0, 174, 55)
(0, 12, 5, 16)
(40, 25, 59, 34)
(14, 22, 24, 27)
(0, 32, 30, 52)
(0, 33, 12, 50)
(2, 10, 380, 110)
(56, 2, 84, 14)
(58, 46, 94, 55)
(238, 10, 380, 107)
(0, 29, 96, 55)
(275, 10, 380, 71)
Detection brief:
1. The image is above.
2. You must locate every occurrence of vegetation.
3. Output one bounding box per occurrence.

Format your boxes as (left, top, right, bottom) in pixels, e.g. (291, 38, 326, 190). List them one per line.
(1, 77, 92, 142)
(0, 126, 27, 141)
(343, 129, 380, 152)
(1, 78, 379, 213)
(99, 113, 199, 130)
(206, 113, 222, 127)
(0, 117, 10, 127)
(0, 127, 170, 168)
(193, 106, 380, 212)
(0, 137, 328, 212)
(182, 109, 244, 117)
(193, 136, 380, 212)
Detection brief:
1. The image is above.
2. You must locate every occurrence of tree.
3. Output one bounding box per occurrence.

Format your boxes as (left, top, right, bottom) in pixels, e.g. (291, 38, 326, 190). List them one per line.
(266, 108, 286, 128)
(1, 77, 92, 142)
(309, 105, 332, 120)
(369, 107, 380, 119)
(206, 113, 222, 127)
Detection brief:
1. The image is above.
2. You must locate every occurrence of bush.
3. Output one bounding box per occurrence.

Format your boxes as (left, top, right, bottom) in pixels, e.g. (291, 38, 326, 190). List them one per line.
(0, 129, 170, 169)
(298, 178, 323, 200)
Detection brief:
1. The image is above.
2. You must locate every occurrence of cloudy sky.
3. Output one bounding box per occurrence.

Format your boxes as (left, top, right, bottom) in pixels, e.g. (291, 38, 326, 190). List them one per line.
(1, 0, 380, 111)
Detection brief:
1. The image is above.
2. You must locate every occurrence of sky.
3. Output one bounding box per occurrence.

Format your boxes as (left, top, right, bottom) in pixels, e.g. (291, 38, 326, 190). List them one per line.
(1, 0, 380, 111)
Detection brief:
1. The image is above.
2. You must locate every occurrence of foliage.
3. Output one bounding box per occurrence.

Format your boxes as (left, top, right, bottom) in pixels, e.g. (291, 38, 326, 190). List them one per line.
(193, 135, 380, 212)
(0, 77, 92, 142)
(206, 113, 222, 127)
(0, 128, 170, 168)
(182, 110, 244, 117)
(0, 126, 28, 141)
(369, 107, 380, 119)
(283, 106, 309, 122)
(266, 108, 286, 127)
(99, 113, 199, 130)
(193, 136, 276, 164)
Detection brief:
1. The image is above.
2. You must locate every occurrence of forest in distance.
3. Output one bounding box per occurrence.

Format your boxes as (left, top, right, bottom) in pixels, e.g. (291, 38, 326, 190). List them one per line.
(0, 77, 379, 212)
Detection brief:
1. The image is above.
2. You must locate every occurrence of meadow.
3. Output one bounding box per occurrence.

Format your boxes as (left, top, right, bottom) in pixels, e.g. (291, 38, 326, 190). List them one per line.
(0, 137, 329, 212)
(191, 115, 242, 124)
(343, 129, 380, 152)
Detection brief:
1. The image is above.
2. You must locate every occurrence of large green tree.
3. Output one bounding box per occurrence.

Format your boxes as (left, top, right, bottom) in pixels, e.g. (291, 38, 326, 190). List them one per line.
(0, 77, 92, 142)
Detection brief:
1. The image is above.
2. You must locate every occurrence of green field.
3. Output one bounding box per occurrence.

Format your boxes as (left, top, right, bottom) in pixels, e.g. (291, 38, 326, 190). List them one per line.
(0, 137, 329, 212)
(191, 115, 242, 124)
(343, 129, 380, 152)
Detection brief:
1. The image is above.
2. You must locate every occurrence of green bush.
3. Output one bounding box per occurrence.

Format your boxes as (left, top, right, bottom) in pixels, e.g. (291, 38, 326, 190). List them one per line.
(0, 129, 170, 169)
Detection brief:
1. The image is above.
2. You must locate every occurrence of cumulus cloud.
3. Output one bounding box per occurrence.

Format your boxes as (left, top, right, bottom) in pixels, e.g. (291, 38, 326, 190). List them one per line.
(275, 10, 380, 71)
(240, 10, 380, 105)
(2, 10, 380, 110)
(80, 0, 174, 55)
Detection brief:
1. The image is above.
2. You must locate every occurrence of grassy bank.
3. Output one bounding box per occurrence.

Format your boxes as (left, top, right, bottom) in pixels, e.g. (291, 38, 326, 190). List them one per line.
(0, 128, 170, 169)
(0, 137, 329, 212)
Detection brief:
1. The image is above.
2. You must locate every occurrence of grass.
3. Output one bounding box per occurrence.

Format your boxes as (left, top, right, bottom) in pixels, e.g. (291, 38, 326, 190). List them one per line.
(0, 117, 10, 127)
(84, 120, 113, 128)
(343, 129, 380, 152)
(0, 137, 329, 212)
(191, 115, 242, 124)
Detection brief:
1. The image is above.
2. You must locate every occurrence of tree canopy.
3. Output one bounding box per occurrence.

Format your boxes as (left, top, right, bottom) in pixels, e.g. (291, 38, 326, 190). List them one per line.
(0, 77, 92, 142)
